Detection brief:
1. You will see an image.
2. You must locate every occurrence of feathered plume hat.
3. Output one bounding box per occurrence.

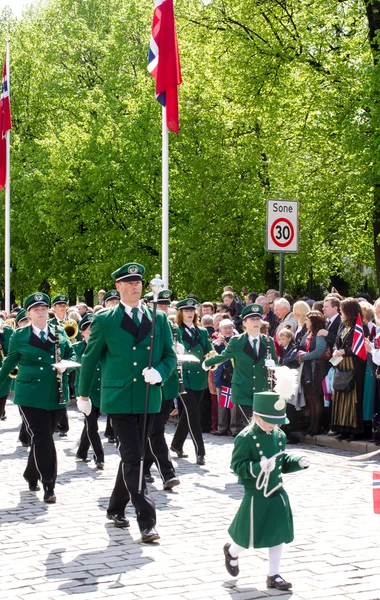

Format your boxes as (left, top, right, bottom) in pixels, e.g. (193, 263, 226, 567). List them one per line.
(252, 366, 298, 425)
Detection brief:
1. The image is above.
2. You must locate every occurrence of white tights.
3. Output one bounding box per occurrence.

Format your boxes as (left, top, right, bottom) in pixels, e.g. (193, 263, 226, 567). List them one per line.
(228, 542, 284, 575)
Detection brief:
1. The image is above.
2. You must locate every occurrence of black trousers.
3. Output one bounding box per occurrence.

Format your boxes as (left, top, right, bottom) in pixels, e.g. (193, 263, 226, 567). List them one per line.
(104, 415, 115, 439)
(19, 406, 65, 487)
(171, 389, 206, 456)
(0, 393, 7, 418)
(76, 405, 104, 464)
(56, 408, 69, 433)
(19, 407, 31, 446)
(144, 399, 176, 482)
(108, 414, 156, 531)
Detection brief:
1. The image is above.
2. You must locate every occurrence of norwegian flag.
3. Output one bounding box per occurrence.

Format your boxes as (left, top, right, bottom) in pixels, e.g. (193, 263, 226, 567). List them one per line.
(352, 314, 367, 360)
(373, 472, 380, 514)
(148, 0, 182, 134)
(0, 56, 11, 191)
(219, 386, 233, 409)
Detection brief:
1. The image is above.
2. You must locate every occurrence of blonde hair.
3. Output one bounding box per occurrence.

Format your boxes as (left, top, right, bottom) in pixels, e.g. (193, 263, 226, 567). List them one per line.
(293, 300, 310, 325)
(278, 328, 293, 341)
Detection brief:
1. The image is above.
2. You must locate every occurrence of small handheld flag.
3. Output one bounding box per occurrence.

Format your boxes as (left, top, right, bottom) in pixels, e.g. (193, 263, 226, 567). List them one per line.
(373, 472, 380, 514)
(148, 0, 182, 133)
(0, 56, 11, 190)
(352, 314, 367, 361)
(219, 386, 233, 409)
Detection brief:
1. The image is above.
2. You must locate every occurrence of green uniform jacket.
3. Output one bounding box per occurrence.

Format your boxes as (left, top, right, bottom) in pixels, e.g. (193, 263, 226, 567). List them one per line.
(177, 325, 213, 391)
(78, 304, 176, 415)
(0, 325, 15, 398)
(229, 424, 306, 548)
(204, 333, 278, 406)
(0, 324, 76, 410)
(162, 321, 180, 401)
(73, 341, 101, 408)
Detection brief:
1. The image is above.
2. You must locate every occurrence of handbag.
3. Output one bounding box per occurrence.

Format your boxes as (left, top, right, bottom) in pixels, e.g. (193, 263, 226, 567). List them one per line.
(333, 369, 356, 392)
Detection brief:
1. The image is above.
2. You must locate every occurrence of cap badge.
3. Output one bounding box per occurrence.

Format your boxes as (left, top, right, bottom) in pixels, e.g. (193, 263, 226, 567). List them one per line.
(252, 306, 259, 312)
(34, 293, 43, 301)
(274, 399, 286, 411)
(128, 265, 138, 274)
(163, 291, 170, 298)
(60, 295, 66, 301)
(186, 300, 193, 306)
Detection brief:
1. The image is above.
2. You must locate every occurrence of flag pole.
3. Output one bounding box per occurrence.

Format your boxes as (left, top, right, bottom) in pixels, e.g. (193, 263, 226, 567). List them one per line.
(162, 106, 169, 288)
(4, 40, 10, 315)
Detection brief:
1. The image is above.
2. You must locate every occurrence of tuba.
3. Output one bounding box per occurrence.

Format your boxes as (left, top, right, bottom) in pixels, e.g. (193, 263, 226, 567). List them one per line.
(62, 319, 79, 342)
(204, 349, 218, 371)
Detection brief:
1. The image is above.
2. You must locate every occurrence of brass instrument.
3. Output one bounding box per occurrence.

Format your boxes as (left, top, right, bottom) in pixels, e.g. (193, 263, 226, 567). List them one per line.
(204, 349, 218, 371)
(0, 345, 18, 378)
(4, 318, 16, 330)
(62, 319, 79, 342)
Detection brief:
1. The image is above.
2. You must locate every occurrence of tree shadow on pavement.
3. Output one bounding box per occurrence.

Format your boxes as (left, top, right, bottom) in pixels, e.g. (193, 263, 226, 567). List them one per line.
(44, 523, 154, 594)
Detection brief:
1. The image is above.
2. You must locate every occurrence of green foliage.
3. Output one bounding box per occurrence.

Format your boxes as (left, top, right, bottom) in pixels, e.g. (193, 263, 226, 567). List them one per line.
(0, 0, 377, 302)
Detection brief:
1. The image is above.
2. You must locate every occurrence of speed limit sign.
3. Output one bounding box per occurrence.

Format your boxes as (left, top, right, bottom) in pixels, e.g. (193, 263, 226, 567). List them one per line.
(266, 199, 298, 253)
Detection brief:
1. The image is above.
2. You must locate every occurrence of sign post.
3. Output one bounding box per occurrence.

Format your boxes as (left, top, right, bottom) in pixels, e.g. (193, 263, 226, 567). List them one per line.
(266, 199, 299, 295)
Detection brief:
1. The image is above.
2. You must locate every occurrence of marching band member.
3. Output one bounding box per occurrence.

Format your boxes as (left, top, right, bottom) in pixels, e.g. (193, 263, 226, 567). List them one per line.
(74, 313, 104, 469)
(0, 318, 15, 421)
(170, 297, 213, 465)
(49, 295, 69, 326)
(77, 263, 176, 542)
(15, 309, 32, 447)
(102, 289, 120, 309)
(143, 289, 180, 490)
(0, 293, 76, 503)
(223, 390, 309, 590)
(203, 304, 278, 430)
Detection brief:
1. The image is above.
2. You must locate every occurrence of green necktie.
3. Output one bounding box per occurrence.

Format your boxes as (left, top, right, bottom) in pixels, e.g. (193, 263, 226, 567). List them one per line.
(252, 338, 257, 357)
(131, 307, 140, 328)
(40, 330, 46, 342)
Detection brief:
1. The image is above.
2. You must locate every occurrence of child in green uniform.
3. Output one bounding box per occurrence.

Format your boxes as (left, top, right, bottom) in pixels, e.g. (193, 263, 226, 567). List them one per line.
(223, 389, 310, 591)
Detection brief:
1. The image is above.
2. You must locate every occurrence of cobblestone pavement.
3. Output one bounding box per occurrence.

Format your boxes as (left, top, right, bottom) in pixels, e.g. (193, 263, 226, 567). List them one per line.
(1, 401, 380, 600)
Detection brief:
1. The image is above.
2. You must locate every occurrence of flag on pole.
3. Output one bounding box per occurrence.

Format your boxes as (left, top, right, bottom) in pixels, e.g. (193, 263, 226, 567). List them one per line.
(219, 386, 233, 409)
(0, 56, 11, 191)
(148, 0, 182, 134)
(352, 314, 367, 360)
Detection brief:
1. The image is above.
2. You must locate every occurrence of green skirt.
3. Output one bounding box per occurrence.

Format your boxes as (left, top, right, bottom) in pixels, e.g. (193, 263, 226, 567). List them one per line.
(228, 488, 294, 549)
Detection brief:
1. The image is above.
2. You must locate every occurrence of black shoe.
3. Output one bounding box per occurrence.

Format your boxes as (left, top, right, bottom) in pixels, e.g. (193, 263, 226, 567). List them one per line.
(223, 543, 239, 577)
(43, 485, 56, 504)
(212, 430, 228, 436)
(196, 455, 205, 465)
(163, 477, 180, 490)
(140, 527, 160, 543)
(96, 462, 104, 470)
(59, 432, 68, 437)
(266, 574, 292, 591)
(145, 474, 154, 483)
(21, 442, 30, 448)
(346, 433, 358, 442)
(0, 413, 6, 420)
(76, 456, 91, 463)
(336, 433, 348, 441)
(106, 513, 130, 528)
(24, 477, 40, 492)
(170, 446, 188, 458)
(107, 437, 116, 444)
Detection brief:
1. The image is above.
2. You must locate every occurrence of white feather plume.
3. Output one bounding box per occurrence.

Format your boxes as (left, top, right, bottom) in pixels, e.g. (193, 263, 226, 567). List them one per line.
(273, 366, 298, 401)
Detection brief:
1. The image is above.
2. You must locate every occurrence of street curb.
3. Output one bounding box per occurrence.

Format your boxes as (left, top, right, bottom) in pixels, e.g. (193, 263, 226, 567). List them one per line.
(298, 433, 379, 455)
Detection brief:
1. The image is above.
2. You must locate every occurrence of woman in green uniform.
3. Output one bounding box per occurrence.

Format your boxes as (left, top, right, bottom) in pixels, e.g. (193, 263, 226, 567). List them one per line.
(223, 390, 309, 591)
(0, 293, 76, 503)
(170, 297, 213, 465)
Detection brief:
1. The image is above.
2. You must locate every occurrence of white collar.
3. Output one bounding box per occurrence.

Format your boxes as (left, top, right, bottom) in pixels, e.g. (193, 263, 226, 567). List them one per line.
(248, 334, 260, 343)
(328, 313, 339, 324)
(32, 324, 49, 337)
(121, 302, 143, 316)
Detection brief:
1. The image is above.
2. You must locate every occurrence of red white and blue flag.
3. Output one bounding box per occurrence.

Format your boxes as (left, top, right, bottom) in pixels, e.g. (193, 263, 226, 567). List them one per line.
(0, 57, 11, 191)
(219, 386, 233, 409)
(148, 0, 182, 134)
(352, 314, 367, 360)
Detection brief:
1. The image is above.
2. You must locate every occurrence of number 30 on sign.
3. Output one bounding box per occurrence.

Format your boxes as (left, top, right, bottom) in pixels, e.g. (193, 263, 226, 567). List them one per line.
(266, 199, 298, 253)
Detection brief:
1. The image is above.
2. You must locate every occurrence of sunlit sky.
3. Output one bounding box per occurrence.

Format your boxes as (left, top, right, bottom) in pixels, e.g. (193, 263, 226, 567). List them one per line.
(0, 0, 38, 17)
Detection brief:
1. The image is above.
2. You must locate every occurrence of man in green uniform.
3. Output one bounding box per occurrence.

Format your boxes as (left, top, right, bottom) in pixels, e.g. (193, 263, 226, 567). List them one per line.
(0, 319, 15, 420)
(0, 292, 76, 503)
(77, 263, 176, 542)
(49, 295, 69, 326)
(203, 304, 278, 431)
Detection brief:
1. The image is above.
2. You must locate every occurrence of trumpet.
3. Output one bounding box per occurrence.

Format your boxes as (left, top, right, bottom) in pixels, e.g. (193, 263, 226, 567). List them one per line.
(204, 349, 218, 371)
(62, 319, 79, 342)
(0, 345, 18, 379)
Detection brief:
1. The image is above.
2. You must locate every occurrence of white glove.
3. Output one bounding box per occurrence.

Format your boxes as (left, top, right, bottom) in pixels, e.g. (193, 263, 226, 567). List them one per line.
(77, 397, 92, 416)
(142, 367, 162, 385)
(55, 365, 67, 374)
(265, 359, 276, 368)
(299, 457, 310, 469)
(175, 342, 185, 355)
(202, 360, 211, 372)
(260, 456, 276, 473)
